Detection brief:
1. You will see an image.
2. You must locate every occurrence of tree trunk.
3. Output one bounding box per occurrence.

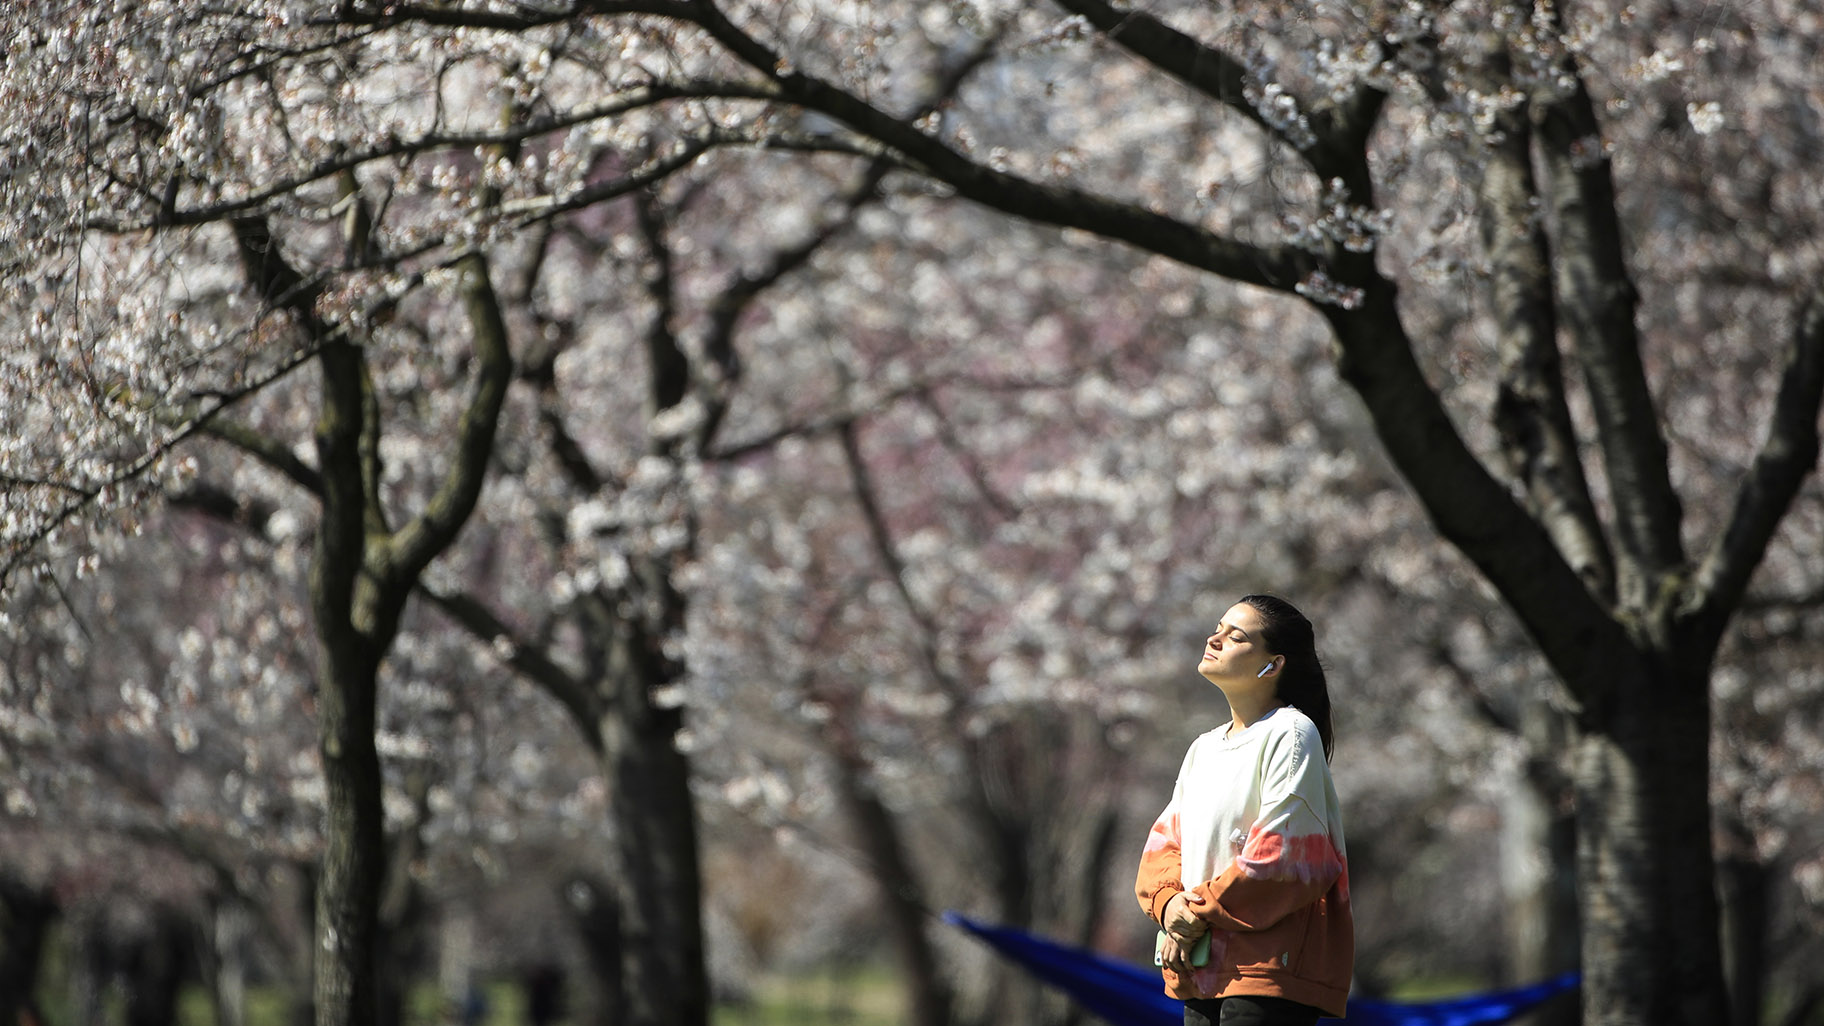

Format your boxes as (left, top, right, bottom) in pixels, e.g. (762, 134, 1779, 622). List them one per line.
(1504, 703, 1581, 1026)
(0, 877, 55, 1026)
(210, 899, 251, 1026)
(600, 609, 708, 1026)
(603, 715, 706, 1026)
(1057, 809, 1121, 1026)
(379, 771, 434, 1026)
(827, 732, 954, 1026)
(66, 916, 109, 1026)
(289, 863, 319, 1026)
(313, 639, 385, 1026)
(232, 218, 511, 1026)
(1571, 657, 1727, 1026)
(1324, 290, 1734, 1026)
(375, 916, 424, 1026)
(561, 875, 622, 1026)
(122, 909, 190, 1026)
(1716, 814, 1768, 1026)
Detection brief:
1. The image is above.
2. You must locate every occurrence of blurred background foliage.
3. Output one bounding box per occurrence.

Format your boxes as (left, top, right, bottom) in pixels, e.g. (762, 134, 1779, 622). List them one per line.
(4, 2, 1824, 1026)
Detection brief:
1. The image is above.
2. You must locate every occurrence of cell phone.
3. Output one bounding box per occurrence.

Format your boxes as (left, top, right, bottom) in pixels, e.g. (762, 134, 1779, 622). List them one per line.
(1154, 930, 1212, 968)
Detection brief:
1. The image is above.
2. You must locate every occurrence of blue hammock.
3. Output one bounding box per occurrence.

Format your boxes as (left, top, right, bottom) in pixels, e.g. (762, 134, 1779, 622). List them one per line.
(944, 912, 1579, 1026)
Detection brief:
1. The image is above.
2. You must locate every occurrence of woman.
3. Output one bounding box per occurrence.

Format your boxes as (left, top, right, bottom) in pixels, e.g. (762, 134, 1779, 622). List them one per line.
(1136, 594, 1353, 1026)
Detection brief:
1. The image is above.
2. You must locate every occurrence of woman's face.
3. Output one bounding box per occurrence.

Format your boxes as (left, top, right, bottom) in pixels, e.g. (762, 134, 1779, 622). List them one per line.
(1198, 601, 1276, 684)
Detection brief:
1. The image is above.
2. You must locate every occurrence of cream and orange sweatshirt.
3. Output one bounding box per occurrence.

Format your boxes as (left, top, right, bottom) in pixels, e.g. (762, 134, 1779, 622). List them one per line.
(1135, 705, 1353, 1017)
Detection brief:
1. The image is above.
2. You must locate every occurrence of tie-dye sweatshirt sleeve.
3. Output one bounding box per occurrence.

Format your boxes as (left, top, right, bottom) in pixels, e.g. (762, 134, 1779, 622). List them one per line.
(1137, 708, 1347, 933)
(1135, 707, 1352, 1015)
(1134, 750, 1192, 925)
(1188, 717, 1344, 932)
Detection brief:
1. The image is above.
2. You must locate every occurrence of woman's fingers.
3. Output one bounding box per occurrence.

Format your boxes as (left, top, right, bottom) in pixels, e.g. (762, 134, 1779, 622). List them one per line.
(1159, 933, 1183, 972)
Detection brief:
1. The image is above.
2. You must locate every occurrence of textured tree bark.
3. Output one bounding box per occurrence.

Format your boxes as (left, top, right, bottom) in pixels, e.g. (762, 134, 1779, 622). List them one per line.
(1502, 704, 1581, 1026)
(307, 329, 386, 1026)
(230, 198, 512, 1026)
(1716, 836, 1768, 1026)
(378, 772, 434, 1026)
(1318, 277, 1744, 1026)
(561, 874, 623, 1026)
(1572, 659, 1726, 1026)
(122, 908, 192, 1026)
(1317, 287, 1738, 1025)
(599, 603, 709, 1026)
(311, 629, 385, 1026)
(1476, 92, 1613, 601)
(0, 876, 55, 1026)
(826, 723, 954, 1026)
(210, 899, 251, 1026)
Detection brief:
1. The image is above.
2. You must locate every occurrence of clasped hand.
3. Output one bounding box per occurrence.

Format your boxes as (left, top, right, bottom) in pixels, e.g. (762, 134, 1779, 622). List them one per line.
(1159, 891, 1213, 972)
(1163, 890, 1213, 941)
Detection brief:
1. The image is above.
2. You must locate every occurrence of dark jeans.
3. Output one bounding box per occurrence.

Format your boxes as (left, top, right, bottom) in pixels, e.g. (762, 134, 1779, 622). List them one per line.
(1184, 995, 1323, 1026)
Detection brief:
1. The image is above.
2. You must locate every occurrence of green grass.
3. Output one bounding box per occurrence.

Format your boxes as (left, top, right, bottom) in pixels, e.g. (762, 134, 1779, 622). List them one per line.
(34, 970, 898, 1026)
(1381, 975, 1493, 1002)
(39, 980, 539, 1026)
(713, 965, 903, 1026)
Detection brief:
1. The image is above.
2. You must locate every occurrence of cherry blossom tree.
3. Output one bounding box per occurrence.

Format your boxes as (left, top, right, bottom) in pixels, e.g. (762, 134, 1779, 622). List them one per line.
(0, 489, 644, 1025)
(0, 514, 324, 1026)
(407, 163, 892, 1026)
(0, 8, 906, 1025)
(3, 6, 613, 1024)
(9, 5, 1824, 1026)
(267, 3, 1824, 1025)
(674, 181, 1570, 1025)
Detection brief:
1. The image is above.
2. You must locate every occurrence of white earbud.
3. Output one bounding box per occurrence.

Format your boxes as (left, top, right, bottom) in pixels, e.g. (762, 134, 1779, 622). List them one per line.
(1257, 662, 1274, 678)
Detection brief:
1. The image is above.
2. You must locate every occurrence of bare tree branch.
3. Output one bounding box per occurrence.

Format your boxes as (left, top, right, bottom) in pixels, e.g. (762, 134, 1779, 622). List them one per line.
(685, 35, 988, 449)
(166, 480, 283, 535)
(1050, 0, 1385, 194)
(493, 134, 732, 226)
(682, 0, 1314, 293)
(691, 158, 891, 445)
(633, 190, 690, 447)
(151, 468, 608, 754)
(417, 585, 605, 748)
(1534, 57, 1686, 590)
(327, 0, 694, 32)
(1685, 295, 1824, 645)
(913, 388, 1020, 522)
(381, 264, 514, 588)
(82, 84, 767, 233)
(1428, 638, 1520, 735)
(1, 337, 324, 587)
(1323, 282, 1631, 704)
(1475, 76, 1613, 602)
(838, 420, 954, 696)
(704, 380, 928, 463)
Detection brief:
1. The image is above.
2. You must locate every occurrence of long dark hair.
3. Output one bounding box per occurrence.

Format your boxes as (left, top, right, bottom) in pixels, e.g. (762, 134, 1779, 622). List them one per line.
(1240, 594, 1334, 760)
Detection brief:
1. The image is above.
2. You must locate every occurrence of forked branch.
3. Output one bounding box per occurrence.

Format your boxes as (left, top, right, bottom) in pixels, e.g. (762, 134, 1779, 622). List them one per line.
(1533, 45, 1685, 587)
(1050, 0, 1385, 195)
(1685, 296, 1824, 647)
